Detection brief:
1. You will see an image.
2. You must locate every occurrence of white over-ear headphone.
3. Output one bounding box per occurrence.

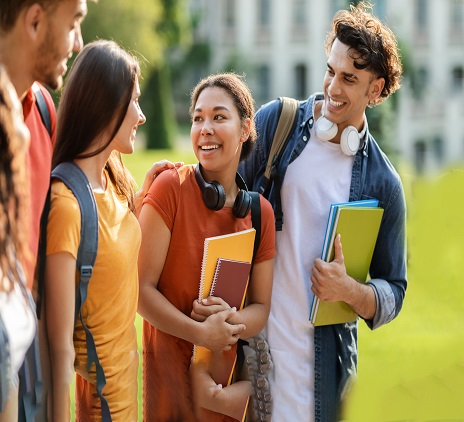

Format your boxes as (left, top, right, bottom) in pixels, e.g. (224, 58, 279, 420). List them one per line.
(315, 106, 367, 156)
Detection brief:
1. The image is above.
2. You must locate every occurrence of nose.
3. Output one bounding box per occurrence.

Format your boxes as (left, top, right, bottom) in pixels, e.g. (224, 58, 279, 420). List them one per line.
(327, 75, 342, 96)
(138, 110, 146, 125)
(73, 25, 84, 52)
(200, 120, 214, 136)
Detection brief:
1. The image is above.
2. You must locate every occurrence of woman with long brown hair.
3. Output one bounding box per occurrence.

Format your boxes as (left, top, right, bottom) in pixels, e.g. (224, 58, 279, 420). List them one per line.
(45, 40, 180, 421)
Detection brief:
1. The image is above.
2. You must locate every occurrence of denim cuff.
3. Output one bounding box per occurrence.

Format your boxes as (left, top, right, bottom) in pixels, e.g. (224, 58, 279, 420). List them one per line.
(364, 279, 395, 329)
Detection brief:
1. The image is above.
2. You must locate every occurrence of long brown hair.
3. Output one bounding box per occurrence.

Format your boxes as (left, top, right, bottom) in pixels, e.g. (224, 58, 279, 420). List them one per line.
(53, 40, 139, 209)
(0, 66, 29, 291)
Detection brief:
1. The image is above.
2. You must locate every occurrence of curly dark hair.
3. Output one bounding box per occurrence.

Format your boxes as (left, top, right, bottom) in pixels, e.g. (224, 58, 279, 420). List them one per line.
(0, 66, 29, 291)
(325, 2, 402, 105)
(189, 72, 257, 162)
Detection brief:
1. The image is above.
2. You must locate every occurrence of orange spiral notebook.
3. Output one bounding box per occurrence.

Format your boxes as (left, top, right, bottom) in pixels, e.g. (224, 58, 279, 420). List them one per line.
(192, 228, 255, 421)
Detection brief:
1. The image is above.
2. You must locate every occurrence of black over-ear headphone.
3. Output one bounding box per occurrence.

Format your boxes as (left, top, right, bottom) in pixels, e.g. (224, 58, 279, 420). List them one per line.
(194, 163, 252, 218)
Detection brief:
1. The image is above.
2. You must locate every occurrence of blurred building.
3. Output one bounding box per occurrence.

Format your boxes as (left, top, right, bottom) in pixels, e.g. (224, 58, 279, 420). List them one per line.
(183, 0, 464, 174)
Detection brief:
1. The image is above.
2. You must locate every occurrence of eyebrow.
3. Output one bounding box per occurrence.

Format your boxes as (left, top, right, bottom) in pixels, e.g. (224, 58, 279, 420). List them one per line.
(327, 63, 358, 80)
(193, 105, 231, 113)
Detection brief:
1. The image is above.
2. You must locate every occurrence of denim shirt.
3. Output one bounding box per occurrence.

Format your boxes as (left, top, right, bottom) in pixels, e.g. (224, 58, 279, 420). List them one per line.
(239, 93, 407, 422)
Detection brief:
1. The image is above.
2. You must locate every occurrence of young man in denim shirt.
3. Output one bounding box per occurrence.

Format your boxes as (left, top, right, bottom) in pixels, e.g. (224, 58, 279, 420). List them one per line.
(239, 3, 407, 421)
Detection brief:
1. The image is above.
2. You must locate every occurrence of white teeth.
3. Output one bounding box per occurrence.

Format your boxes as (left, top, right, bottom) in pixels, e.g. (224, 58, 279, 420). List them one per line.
(329, 99, 344, 107)
(201, 145, 219, 150)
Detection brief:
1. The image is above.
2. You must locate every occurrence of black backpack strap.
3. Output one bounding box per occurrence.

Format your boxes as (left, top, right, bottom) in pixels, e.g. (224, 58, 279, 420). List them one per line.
(36, 186, 50, 320)
(32, 83, 52, 137)
(249, 192, 261, 263)
(237, 191, 261, 370)
(50, 162, 111, 421)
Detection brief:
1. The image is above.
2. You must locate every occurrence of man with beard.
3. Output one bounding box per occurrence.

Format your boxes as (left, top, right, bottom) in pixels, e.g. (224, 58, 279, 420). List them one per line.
(0, 2, 89, 420)
(0, 0, 89, 289)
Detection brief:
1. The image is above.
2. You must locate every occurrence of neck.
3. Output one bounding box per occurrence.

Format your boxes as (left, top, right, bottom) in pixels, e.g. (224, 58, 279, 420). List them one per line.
(74, 151, 111, 192)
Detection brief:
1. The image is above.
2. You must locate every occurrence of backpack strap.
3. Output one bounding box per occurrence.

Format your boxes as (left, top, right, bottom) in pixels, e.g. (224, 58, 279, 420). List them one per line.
(259, 97, 299, 231)
(32, 83, 52, 138)
(236, 191, 261, 370)
(249, 192, 261, 263)
(49, 162, 112, 421)
(259, 96, 299, 198)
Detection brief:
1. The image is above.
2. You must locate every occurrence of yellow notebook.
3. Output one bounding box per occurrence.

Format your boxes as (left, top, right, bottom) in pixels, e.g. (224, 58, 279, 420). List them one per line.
(310, 207, 384, 326)
(192, 228, 255, 421)
(197, 228, 256, 304)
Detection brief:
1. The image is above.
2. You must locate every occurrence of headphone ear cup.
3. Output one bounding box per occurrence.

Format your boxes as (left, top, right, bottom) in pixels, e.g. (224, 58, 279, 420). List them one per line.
(203, 181, 226, 211)
(232, 190, 252, 218)
(315, 116, 338, 141)
(195, 163, 226, 210)
(340, 126, 360, 156)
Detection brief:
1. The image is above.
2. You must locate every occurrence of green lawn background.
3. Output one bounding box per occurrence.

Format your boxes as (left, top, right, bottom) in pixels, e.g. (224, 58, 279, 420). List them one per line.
(72, 149, 464, 421)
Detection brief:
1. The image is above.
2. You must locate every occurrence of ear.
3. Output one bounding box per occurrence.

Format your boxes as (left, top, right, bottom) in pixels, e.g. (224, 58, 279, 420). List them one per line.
(240, 118, 251, 143)
(368, 77, 385, 102)
(23, 3, 46, 42)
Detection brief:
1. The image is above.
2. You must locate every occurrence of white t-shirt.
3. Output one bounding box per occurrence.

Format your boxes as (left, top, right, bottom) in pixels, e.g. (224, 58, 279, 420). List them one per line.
(0, 277, 36, 388)
(264, 122, 354, 421)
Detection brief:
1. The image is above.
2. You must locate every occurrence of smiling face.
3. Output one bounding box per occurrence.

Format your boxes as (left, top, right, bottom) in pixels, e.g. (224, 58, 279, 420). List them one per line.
(111, 78, 146, 155)
(322, 38, 385, 134)
(33, 0, 87, 90)
(190, 86, 249, 174)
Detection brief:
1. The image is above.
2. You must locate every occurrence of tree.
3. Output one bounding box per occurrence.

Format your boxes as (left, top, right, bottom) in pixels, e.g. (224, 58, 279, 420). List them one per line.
(82, 0, 163, 68)
(80, 0, 190, 150)
(143, 0, 191, 149)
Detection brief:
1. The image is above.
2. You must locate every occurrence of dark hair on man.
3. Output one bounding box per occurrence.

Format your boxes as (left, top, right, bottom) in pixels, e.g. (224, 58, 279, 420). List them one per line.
(189, 72, 257, 162)
(325, 1, 402, 105)
(0, 1, 57, 32)
(53, 39, 139, 210)
(0, 66, 29, 291)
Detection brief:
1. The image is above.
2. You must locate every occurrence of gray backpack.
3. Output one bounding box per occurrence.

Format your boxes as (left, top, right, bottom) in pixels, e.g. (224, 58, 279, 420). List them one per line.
(37, 161, 111, 421)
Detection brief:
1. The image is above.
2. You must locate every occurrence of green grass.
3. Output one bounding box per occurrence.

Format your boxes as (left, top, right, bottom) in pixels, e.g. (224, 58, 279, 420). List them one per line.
(345, 167, 464, 420)
(73, 148, 464, 421)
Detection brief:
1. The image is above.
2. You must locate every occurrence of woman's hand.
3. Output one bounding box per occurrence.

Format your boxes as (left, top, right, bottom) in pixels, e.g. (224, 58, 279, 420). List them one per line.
(198, 308, 245, 352)
(190, 358, 251, 420)
(191, 296, 231, 322)
(134, 159, 183, 216)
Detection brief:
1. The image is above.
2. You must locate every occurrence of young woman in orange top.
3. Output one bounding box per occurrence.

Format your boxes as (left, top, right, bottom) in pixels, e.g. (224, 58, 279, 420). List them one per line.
(138, 73, 276, 421)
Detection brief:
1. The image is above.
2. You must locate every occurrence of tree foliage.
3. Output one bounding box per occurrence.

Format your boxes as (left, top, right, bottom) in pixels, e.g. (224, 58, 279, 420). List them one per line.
(82, 0, 164, 73)
(80, 0, 191, 150)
